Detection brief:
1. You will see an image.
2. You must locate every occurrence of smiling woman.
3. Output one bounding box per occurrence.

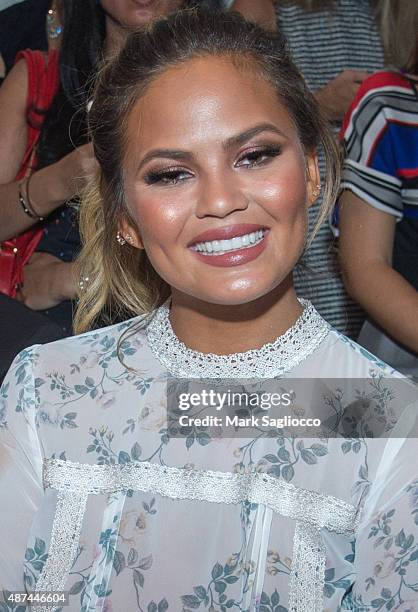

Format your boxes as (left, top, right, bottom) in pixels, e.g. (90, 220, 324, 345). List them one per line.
(1, 8, 418, 612)
(118, 55, 322, 316)
(75, 11, 337, 335)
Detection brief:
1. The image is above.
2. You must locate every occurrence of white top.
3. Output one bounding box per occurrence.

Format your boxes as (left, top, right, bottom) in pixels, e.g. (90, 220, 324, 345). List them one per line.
(1, 300, 417, 611)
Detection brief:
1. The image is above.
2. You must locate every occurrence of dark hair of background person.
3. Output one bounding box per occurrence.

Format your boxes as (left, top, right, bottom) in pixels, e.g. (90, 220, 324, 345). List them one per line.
(34, 0, 225, 172)
(75, 7, 340, 332)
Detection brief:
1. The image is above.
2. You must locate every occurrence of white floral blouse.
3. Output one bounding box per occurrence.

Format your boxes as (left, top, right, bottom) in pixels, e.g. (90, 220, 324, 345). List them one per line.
(0, 300, 417, 612)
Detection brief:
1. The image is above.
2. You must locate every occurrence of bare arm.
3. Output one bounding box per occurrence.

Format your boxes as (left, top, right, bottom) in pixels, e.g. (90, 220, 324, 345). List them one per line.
(0, 60, 28, 184)
(230, 0, 277, 31)
(0, 60, 97, 241)
(339, 191, 418, 352)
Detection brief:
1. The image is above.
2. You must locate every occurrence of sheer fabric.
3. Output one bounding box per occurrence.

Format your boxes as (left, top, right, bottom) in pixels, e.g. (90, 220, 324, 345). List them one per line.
(1, 301, 417, 611)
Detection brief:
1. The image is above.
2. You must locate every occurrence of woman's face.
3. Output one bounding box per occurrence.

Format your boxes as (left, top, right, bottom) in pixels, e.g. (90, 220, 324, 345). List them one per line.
(122, 56, 319, 306)
(100, 0, 184, 27)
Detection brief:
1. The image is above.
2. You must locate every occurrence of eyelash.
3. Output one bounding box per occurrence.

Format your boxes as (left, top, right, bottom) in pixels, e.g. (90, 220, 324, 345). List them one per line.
(144, 168, 190, 186)
(237, 145, 282, 168)
(143, 145, 282, 186)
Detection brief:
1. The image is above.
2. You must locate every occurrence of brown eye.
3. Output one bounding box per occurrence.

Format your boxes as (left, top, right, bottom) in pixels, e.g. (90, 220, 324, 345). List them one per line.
(236, 146, 282, 168)
(144, 168, 192, 186)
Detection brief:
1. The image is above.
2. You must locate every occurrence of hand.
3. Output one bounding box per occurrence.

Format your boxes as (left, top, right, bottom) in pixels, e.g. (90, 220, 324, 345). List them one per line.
(27, 142, 99, 216)
(314, 70, 370, 122)
(55, 141, 98, 200)
(15, 253, 77, 310)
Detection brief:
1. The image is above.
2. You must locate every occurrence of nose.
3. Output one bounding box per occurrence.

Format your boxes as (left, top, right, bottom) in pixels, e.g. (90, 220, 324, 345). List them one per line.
(195, 172, 249, 219)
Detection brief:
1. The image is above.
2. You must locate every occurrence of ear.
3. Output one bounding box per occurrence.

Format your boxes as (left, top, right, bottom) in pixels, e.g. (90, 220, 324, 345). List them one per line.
(118, 217, 145, 250)
(305, 150, 321, 208)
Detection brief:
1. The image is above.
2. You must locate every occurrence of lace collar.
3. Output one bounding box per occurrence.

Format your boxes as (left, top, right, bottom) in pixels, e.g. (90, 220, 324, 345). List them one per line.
(146, 298, 330, 378)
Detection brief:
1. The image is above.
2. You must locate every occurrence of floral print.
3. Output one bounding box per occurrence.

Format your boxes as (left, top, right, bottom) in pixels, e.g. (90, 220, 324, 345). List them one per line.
(0, 313, 417, 611)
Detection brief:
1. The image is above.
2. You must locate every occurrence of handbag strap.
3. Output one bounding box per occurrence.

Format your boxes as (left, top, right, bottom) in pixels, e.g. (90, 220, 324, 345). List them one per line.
(15, 49, 60, 180)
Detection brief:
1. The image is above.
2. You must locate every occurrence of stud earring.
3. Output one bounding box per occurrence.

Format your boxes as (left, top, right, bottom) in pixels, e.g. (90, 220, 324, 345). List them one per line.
(313, 184, 321, 197)
(116, 231, 134, 245)
(116, 231, 126, 245)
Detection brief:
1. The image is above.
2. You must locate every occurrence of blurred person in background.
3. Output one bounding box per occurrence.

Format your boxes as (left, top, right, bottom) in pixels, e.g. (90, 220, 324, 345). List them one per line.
(0, 0, 65, 384)
(0, 0, 225, 382)
(339, 0, 418, 378)
(0, 0, 189, 331)
(226, 0, 387, 338)
(272, 0, 384, 338)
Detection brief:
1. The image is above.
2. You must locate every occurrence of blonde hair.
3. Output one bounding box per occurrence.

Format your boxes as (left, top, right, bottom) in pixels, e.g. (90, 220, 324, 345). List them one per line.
(377, 0, 418, 73)
(75, 176, 170, 331)
(74, 9, 340, 334)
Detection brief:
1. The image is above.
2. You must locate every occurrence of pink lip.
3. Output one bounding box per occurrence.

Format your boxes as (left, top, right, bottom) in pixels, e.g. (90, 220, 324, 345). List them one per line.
(189, 230, 270, 268)
(188, 224, 268, 247)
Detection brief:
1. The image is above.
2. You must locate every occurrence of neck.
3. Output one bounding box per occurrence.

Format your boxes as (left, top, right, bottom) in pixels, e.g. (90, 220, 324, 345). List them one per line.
(104, 14, 131, 58)
(169, 276, 303, 355)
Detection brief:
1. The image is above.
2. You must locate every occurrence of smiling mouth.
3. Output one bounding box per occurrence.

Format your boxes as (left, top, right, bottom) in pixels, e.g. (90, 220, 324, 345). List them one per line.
(190, 229, 267, 256)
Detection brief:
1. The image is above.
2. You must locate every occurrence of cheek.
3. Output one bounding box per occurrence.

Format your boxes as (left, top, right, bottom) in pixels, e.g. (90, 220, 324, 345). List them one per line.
(100, 0, 119, 16)
(252, 158, 308, 220)
(100, 0, 134, 24)
(129, 188, 187, 246)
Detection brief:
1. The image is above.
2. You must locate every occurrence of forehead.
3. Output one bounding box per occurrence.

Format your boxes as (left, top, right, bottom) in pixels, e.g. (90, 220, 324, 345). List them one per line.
(124, 56, 299, 157)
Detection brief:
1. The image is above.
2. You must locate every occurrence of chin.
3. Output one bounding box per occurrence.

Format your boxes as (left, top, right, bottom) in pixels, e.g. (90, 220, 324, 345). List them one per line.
(182, 280, 282, 308)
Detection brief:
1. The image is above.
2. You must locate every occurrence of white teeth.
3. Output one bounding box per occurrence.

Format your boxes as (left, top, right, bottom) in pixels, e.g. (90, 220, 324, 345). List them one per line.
(192, 229, 266, 255)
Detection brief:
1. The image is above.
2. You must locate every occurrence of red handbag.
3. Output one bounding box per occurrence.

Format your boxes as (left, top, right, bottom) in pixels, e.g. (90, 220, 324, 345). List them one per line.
(0, 49, 60, 298)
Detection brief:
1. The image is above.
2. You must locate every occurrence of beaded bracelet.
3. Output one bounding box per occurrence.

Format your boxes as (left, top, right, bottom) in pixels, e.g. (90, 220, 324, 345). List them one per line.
(18, 177, 44, 221)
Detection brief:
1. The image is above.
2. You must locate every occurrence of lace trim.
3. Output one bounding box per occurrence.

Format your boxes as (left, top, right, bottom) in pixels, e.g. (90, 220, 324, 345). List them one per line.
(36, 459, 356, 611)
(289, 521, 327, 612)
(33, 489, 88, 612)
(146, 298, 330, 378)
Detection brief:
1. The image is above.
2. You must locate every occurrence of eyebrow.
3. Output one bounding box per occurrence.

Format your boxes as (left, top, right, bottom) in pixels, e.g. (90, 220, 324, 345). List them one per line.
(223, 123, 287, 150)
(136, 123, 287, 173)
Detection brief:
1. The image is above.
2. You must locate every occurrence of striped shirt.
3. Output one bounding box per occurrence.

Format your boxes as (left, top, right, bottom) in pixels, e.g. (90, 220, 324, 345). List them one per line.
(341, 70, 418, 290)
(276, 0, 384, 337)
